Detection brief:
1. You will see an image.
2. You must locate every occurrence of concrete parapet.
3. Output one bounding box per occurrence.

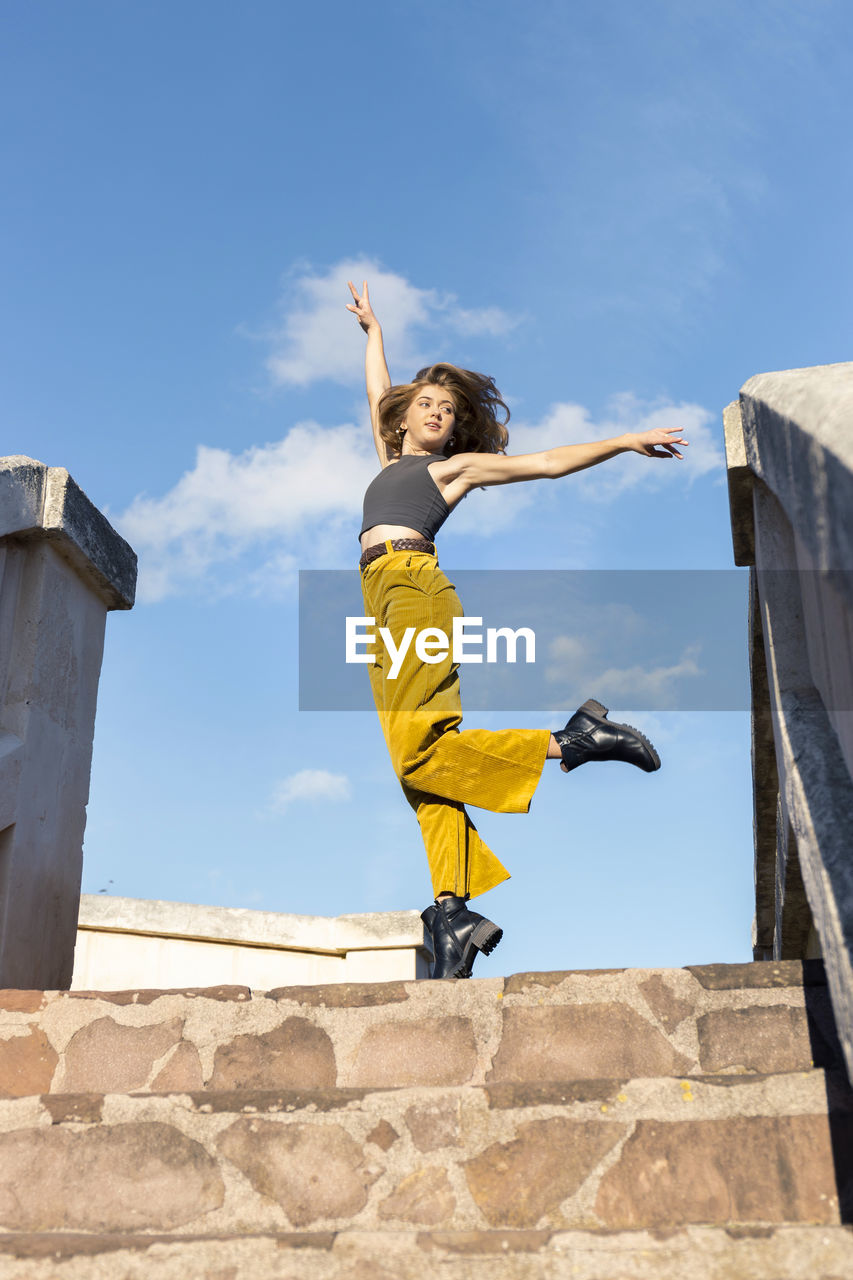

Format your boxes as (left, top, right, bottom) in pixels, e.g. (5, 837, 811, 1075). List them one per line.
(0, 457, 136, 610)
(72, 895, 433, 988)
(0, 457, 136, 989)
(724, 363, 853, 1080)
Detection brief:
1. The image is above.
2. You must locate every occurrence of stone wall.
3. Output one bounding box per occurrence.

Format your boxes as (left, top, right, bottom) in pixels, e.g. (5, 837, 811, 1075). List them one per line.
(0, 457, 136, 989)
(1, 959, 850, 1264)
(724, 362, 853, 1079)
(73, 895, 433, 987)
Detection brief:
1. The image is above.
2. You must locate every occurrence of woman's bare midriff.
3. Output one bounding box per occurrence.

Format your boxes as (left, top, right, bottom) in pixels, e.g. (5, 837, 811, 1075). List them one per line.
(360, 524, 429, 554)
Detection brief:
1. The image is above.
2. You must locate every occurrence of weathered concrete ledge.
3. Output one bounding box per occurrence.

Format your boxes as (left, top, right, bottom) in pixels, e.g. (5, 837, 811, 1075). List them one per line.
(0, 458, 137, 989)
(734, 364, 853, 594)
(0, 456, 136, 610)
(724, 363, 853, 1082)
(73, 896, 433, 988)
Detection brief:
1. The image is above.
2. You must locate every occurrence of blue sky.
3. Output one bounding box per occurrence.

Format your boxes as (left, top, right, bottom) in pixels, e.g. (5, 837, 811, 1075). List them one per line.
(3, 1, 851, 975)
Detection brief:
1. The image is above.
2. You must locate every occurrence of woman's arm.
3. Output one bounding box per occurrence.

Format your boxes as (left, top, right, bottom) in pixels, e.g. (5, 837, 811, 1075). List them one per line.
(436, 428, 689, 493)
(347, 280, 394, 466)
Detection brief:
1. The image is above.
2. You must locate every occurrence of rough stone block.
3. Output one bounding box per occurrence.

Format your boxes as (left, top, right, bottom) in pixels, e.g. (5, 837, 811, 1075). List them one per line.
(0, 1027, 58, 1096)
(268, 982, 410, 1007)
(0, 990, 46, 1013)
(61, 1017, 184, 1092)
(43, 1095, 104, 1125)
(637, 975, 694, 1030)
(595, 1115, 851, 1227)
(686, 960, 823, 989)
(366, 1120, 399, 1151)
(209, 1018, 336, 1090)
(151, 1041, 205, 1092)
(484, 1080, 623, 1110)
(216, 1119, 379, 1227)
(404, 1099, 461, 1152)
(188, 1087, 368, 1114)
(0, 1122, 224, 1231)
(464, 1119, 626, 1228)
(378, 1167, 456, 1225)
(417, 1229, 553, 1255)
(488, 1004, 691, 1082)
(697, 1006, 814, 1073)
(348, 1017, 477, 1087)
(503, 970, 623, 995)
(69, 986, 253, 1005)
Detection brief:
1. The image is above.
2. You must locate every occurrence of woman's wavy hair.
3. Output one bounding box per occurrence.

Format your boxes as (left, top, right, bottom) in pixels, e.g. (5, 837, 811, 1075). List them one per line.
(376, 362, 510, 457)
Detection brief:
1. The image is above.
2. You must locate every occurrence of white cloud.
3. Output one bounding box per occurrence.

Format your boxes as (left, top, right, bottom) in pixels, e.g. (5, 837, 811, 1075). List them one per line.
(580, 647, 704, 708)
(263, 257, 516, 388)
(509, 396, 724, 499)
(443, 395, 722, 541)
(545, 634, 704, 710)
(114, 254, 721, 602)
(268, 769, 352, 814)
(115, 390, 722, 602)
(115, 421, 377, 601)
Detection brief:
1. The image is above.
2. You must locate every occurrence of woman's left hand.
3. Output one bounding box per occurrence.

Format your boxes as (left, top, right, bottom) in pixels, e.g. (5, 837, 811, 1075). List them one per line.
(346, 280, 380, 333)
(624, 427, 689, 459)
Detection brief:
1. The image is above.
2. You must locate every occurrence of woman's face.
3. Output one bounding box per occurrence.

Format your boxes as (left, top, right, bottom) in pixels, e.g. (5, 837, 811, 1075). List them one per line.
(402, 384, 457, 452)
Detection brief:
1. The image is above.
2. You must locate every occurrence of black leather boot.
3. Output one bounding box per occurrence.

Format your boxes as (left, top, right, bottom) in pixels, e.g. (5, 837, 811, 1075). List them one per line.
(421, 895, 503, 979)
(554, 698, 661, 773)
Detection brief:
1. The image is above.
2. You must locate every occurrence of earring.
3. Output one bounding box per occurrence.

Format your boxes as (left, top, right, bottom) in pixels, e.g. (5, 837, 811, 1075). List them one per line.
(449, 435, 456, 445)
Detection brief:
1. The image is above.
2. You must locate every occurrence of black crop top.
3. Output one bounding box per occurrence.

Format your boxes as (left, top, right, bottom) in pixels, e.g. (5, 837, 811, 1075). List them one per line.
(359, 454, 451, 542)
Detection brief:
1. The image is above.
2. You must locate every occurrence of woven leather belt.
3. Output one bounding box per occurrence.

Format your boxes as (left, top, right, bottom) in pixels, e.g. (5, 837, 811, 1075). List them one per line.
(359, 537, 435, 571)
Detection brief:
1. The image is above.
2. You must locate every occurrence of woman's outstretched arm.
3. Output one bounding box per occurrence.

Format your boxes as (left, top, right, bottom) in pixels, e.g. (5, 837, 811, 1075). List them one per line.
(443, 427, 690, 491)
(347, 280, 394, 466)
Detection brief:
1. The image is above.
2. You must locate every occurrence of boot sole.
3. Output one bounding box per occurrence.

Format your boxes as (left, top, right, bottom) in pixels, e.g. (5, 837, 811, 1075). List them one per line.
(450, 920, 503, 979)
(573, 699, 661, 772)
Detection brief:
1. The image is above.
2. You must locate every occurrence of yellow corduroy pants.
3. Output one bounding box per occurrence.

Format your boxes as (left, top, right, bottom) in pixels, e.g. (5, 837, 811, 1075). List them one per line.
(360, 545, 551, 900)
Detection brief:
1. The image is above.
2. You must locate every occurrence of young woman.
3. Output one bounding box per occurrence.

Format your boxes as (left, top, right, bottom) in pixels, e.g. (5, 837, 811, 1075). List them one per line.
(347, 280, 688, 979)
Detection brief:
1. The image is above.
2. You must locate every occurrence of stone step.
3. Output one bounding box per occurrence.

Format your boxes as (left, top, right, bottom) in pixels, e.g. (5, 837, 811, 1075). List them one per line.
(0, 1072, 850, 1236)
(0, 961, 843, 1097)
(2, 1226, 853, 1280)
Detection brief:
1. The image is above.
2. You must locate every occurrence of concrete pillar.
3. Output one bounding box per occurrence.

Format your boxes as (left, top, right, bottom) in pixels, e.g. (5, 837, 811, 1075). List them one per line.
(0, 457, 136, 988)
(724, 364, 853, 1081)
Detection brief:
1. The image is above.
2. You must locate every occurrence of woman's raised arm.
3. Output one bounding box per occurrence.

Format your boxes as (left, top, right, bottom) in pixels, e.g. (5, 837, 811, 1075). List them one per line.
(347, 280, 394, 465)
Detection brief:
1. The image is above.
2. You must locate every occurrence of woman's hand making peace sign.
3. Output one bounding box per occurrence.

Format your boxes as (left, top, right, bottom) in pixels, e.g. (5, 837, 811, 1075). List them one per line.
(346, 280, 379, 334)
